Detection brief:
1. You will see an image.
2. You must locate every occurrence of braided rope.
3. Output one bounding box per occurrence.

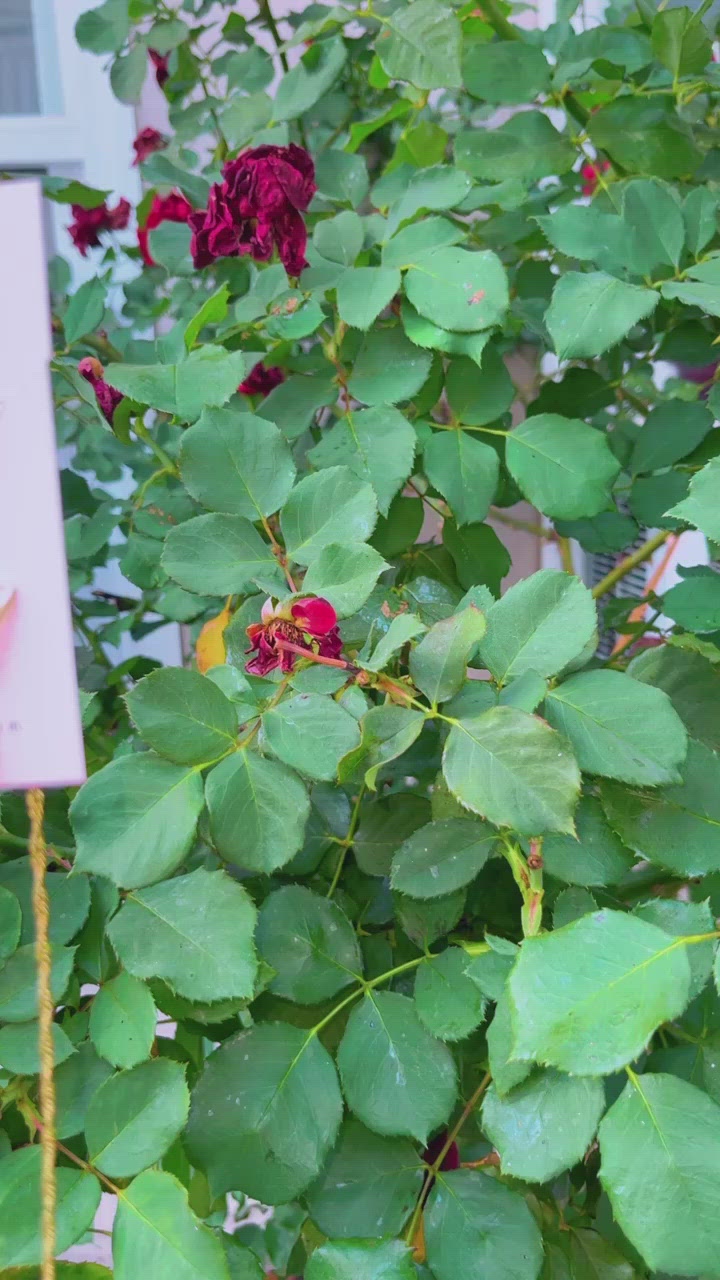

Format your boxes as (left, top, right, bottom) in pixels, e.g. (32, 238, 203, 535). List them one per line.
(26, 787, 56, 1280)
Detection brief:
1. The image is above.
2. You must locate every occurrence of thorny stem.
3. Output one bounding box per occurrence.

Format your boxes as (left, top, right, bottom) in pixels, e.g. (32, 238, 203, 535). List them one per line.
(327, 785, 366, 899)
(591, 529, 674, 599)
(503, 836, 543, 937)
(261, 515, 297, 592)
(480, 0, 590, 126)
(258, 0, 289, 73)
(405, 1071, 493, 1254)
(277, 639, 352, 670)
(133, 418, 178, 476)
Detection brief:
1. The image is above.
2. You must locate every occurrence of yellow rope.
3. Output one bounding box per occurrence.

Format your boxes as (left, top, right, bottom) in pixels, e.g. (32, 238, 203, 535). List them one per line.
(26, 787, 56, 1280)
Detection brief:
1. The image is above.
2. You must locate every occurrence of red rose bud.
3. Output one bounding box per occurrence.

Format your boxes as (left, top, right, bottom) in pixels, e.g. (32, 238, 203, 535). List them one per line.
(138, 190, 194, 266)
(580, 160, 611, 196)
(68, 198, 131, 257)
(238, 362, 286, 398)
(133, 127, 167, 166)
(422, 1132, 461, 1172)
(189, 144, 316, 278)
(245, 596, 342, 676)
(78, 357, 124, 425)
(149, 48, 170, 86)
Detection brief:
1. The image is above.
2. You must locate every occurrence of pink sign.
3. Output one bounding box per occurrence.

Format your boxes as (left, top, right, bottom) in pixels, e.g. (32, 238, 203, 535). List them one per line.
(0, 180, 86, 790)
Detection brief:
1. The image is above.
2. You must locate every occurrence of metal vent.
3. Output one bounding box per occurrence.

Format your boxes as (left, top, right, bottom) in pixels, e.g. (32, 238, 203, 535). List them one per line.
(584, 535, 652, 658)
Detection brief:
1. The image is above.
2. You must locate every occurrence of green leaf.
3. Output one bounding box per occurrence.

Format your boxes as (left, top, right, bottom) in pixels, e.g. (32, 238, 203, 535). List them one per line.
(63, 277, 107, 345)
(281, 466, 378, 566)
(666, 456, 720, 541)
(112, 1169, 229, 1280)
(600, 738, 720, 876)
(337, 267, 401, 331)
(337, 991, 457, 1143)
(205, 751, 310, 872)
(599, 1073, 720, 1275)
(55, 1042, 114, 1140)
(424, 430, 499, 526)
(463, 40, 550, 104)
(105, 347, 255, 422)
(588, 97, 701, 180)
(362, 614, 427, 673)
(628, 646, 720, 752)
(126, 666, 237, 766)
(346, 329, 432, 408)
(85, 1058, 189, 1177)
(306, 1239, 416, 1280)
(184, 284, 230, 351)
(391, 817, 496, 898)
(443, 520, 511, 594)
(376, 0, 462, 89)
(43, 177, 110, 207)
(662, 278, 720, 316)
(536, 205, 636, 275)
(482, 1069, 606, 1183)
(139, 154, 210, 210)
(354, 794, 431, 877)
(274, 36, 347, 121)
(621, 178, 686, 275)
(414, 946, 487, 1041)
(542, 795, 634, 888)
(382, 216, 464, 268)
(487, 990, 533, 1096)
(263, 693, 361, 781)
(479, 570, 597, 685)
(0, 885, 21, 962)
(396, 890, 465, 950)
(0, 1020, 76, 1075)
(106, 867, 257, 1002)
(652, 5, 712, 78)
(256, 885, 362, 1003)
(71, 754, 205, 889)
(162, 513, 278, 596)
(405, 247, 508, 333)
(75, 0, 130, 53)
(385, 166, 472, 238)
(456, 112, 575, 183)
(314, 211, 364, 267)
(221, 92, 273, 149)
(110, 42, 147, 102)
(545, 669, 688, 786)
(180, 407, 296, 520)
(545, 273, 659, 361)
(0, 1146, 101, 1268)
(0, 944, 74, 1023)
(662, 568, 720, 633)
(425, 1168, 544, 1280)
(630, 400, 712, 475)
(509, 910, 692, 1074)
(443, 706, 581, 835)
(506, 414, 620, 521)
(185, 1022, 343, 1201)
(306, 1118, 423, 1240)
(635, 897, 715, 1000)
(683, 186, 719, 255)
(339, 706, 426, 790)
(302, 543, 389, 617)
(409, 607, 487, 704)
(445, 347, 514, 427)
(89, 971, 156, 1069)
(315, 150, 369, 206)
(309, 406, 416, 517)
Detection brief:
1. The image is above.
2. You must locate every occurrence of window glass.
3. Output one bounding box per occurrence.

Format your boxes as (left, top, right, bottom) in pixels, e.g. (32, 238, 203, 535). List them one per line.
(0, 0, 41, 115)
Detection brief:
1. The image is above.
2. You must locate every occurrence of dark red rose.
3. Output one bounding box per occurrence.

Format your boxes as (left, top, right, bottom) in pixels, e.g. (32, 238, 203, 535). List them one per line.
(676, 362, 717, 398)
(189, 144, 316, 277)
(149, 48, 170, 86)
(133, 127, 167, 166)
(138, 190, 194, 266)
(580, 160, 610, 196)
(68, 198, 131, 257)
(78, 356, 124, 425)
(238, 362, 286, 398)
(246, 596, 343, 676)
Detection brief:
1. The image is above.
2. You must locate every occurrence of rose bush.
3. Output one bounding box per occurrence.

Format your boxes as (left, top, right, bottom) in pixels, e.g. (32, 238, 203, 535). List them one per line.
(3, 0, 720, 1277)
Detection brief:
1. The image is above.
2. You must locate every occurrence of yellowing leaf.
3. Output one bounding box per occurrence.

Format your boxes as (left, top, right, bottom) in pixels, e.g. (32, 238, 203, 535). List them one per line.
(196, 604, 231, 673)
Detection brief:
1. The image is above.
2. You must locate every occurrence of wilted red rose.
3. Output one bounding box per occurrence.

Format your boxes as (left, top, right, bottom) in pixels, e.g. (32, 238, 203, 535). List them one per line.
(238, 362, 286, 398)
(68, 198, 130, 257)
(149, 48, 170, 85)
(580, 160, 611, 196)
(138, 190, 194, 266)
(246, 596, 342, 676)
(133, 127, 167, 166)
(189, 144, 316, 277)
(78, 356, 124, 425)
